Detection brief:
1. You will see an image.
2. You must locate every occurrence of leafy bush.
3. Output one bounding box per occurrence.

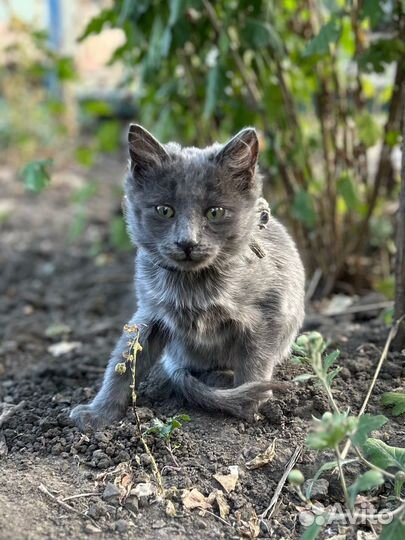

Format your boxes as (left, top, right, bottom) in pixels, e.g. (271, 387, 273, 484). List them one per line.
(79, 0, 404, 295)
(292, 331, 405, 539)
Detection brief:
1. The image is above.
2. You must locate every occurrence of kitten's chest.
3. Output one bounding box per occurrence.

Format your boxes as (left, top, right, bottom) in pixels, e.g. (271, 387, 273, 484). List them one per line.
(139, 263, 261, 345)
(157, 282, 234, 344)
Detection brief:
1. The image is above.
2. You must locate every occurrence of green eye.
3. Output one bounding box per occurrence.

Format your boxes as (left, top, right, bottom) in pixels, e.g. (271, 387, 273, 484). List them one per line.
(155, 205, 175, 219)
(206, 207, 226, 221)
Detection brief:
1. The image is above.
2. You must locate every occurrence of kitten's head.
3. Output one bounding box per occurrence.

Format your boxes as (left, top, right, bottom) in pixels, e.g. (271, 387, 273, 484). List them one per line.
(124, 124, 261, 271)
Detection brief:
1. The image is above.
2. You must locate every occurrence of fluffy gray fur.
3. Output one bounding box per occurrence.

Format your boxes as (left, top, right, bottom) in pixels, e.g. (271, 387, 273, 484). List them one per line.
(70, 124, 305, 430)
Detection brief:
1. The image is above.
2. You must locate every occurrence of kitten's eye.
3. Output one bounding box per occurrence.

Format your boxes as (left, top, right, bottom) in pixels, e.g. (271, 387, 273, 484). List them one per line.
(155, 205, 175, 219)
(206, 207, 226, 221)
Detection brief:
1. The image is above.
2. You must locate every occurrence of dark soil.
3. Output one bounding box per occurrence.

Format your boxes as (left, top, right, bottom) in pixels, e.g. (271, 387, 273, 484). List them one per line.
(1, 157, 404, 540)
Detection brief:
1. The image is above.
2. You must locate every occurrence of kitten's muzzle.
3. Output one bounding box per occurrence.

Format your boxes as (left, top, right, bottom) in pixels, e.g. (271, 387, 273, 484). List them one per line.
(175, 240, 199, 258)
(168, 242, 212, 266)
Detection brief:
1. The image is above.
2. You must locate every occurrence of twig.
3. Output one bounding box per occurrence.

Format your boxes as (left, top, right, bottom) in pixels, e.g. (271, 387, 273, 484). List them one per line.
(201, 508, 233, 528)
(0, 401, 25, 428)
(321, 301, 393, 317)
(341, 315, 405, 460)
(305, 269, 322, 303)
(38, 483, 99, 526)
(260, 445, 303, 520)
(62, 492, 99, 502)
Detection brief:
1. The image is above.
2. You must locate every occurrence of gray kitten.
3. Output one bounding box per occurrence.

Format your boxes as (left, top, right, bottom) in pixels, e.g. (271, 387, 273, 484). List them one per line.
(70, 125, 305, 430)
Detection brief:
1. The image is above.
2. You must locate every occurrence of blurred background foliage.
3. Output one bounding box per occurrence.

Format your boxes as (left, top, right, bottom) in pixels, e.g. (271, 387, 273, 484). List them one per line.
(1, 0, 404, 298)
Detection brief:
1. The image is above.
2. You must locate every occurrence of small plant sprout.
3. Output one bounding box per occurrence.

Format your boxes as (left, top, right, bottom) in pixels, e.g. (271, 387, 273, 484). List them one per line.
(293, 331, 341, 413)
(288, 469, 305, 486)
(116, 323, 164, 495)
(145, 414, 191, 467)
(292, 331, 405, 539)
(381, 391, 405, 417)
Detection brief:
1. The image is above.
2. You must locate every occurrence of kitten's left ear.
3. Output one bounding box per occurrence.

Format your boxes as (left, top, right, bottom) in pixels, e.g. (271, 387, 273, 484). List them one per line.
(215, 128, 259, 189)
(128, 124, 169, 173)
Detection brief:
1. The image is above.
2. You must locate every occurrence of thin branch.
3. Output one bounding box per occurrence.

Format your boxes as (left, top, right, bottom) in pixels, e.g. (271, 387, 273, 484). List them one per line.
(62, 492, 99, 502)
(394, 79, 405, 350)
(260, 445, 303, 519)
(38, 483, 99, 527)
(341, 315, 405, 460)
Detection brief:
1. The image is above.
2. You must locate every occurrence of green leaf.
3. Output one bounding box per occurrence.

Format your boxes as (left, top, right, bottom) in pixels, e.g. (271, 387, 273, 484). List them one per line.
(21, 159, 53, 193)
(351, 414, 388, 447)
(55, 56, 76, 81)
(358, 38, 405, 73)
(337, 172, 361, 211)
(382, 306, 394, 327)
(169, 0, 185, 26)
(175, 414, 191, 423)
(355, 112, 382, 147)
(363, 438, 405, 471)
(242, 18, 284, 57)
(385, 130, 401, 148)
(362, 0, 385, 28)
(382, 392, 405, 417)
(339, 16, 355, 56)
(324, 350, 340, 370)
(78, 8, 116, 41)
(69, 210, 87, 240)
(394, 471, 405, 497)
(161, 27, 172, 57)
(82, 100, 113, 117)
(75, 147, 95, 168)
(96, 121, 120, 153)
(71, 182, 97, 204)
(306, 413, 358, 450)
(380, 517, 405, 540)
(109, 216, 132, 252)
(326, 367, 341, 386)
(348, 470, 384, 505)
(303, 19, 341, 57)
(144, 414, 190, 440)
(203, 62, 221, 119)
(292, 190, 317, 228)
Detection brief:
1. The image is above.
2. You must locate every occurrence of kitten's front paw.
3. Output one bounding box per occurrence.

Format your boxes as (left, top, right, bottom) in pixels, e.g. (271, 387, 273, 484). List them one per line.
(70, 403, 124, 432)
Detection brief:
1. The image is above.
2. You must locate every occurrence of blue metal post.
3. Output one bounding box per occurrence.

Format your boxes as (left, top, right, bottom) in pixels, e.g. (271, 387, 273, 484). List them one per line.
(47, 0, 62, 97)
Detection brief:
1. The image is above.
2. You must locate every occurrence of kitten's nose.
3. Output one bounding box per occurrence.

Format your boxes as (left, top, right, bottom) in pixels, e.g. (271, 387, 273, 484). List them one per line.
(176, 240, 198, 255)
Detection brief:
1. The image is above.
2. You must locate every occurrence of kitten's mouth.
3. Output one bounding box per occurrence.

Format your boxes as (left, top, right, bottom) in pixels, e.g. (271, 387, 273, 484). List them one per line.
(164, 252, 214, 271)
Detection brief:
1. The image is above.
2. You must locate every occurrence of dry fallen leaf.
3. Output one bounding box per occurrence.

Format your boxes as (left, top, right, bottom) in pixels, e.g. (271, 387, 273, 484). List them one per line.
(116, 472, 133, 498)
(245, 440, 276, 470)
(213, 465, 239, 493)
(212, 490, 230, 520)
(182, 488, 212, 510)
(48, 341, 82, 357)
(165, 500, 177, 517)
(237, 510, 260, 539)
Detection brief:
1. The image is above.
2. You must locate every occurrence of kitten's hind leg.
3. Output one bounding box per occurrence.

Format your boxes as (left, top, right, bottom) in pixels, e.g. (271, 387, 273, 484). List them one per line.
(70, 319, 165, 431)
(196, 370, 234, 388)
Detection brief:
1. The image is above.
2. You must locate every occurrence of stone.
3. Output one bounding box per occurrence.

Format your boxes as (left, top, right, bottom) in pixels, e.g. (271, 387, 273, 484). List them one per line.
(102, 482, 122, 503)
(114, 519, 130, 533)
(303, 478, 329, 499)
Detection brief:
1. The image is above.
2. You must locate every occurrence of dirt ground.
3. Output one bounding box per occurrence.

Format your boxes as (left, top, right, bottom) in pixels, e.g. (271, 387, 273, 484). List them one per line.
(1, 156, 404, 540)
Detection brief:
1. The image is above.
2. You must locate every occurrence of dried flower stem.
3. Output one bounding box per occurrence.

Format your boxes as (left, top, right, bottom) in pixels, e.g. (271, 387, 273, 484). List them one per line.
(121, 324, 164, 495)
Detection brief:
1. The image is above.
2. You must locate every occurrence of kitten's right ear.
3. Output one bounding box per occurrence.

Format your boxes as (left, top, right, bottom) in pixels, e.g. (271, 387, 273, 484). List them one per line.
(128, 124, 169, 173)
